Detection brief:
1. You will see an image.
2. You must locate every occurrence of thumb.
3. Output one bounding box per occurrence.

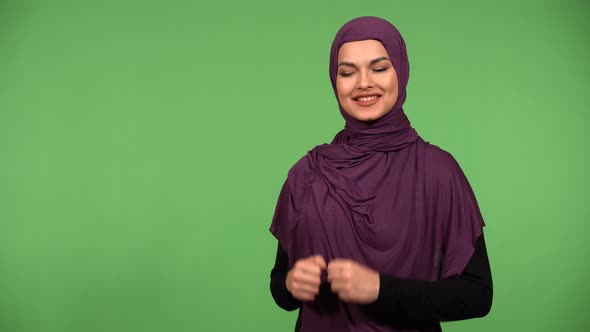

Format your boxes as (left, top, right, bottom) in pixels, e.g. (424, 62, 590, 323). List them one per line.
(313, 255, 327, 270)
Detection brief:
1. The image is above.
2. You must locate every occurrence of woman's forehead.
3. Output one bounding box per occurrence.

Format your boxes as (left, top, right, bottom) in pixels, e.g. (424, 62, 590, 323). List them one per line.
(337, 40, 389, 62)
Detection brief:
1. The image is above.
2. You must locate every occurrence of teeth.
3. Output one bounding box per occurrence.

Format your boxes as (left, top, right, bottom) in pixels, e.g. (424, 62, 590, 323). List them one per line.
(358, 96, 378, 102)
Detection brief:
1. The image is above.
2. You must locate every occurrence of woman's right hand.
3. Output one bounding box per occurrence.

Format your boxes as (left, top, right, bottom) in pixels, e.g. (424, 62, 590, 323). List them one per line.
(286, 255, 327, 301)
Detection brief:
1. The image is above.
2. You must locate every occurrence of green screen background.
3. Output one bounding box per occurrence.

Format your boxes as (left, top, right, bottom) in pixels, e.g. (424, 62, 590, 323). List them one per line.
(1, 0, 588, 331)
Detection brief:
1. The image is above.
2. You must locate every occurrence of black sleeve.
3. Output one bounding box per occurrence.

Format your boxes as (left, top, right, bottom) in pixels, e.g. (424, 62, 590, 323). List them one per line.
(270, 243, 302, 311)
(270, 235, 492, 322)
(373, 234, 493, 322)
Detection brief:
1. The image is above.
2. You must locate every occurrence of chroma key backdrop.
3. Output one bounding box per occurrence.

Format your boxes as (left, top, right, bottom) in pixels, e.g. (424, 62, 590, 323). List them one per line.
(0, 0, 588, 331)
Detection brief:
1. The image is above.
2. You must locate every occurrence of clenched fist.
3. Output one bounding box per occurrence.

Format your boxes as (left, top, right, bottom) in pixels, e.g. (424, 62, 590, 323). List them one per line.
(286, 255, 327, 301)
(327, 259, 380, 304)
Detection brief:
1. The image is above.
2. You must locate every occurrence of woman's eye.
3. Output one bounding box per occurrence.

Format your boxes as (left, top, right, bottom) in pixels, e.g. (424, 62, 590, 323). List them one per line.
(339, 72, 355, 77)
(373, 67, 389, 72)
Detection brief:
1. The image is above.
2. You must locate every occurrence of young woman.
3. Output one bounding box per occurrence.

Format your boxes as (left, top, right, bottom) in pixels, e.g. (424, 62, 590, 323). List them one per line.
(269, 16, 492, 332)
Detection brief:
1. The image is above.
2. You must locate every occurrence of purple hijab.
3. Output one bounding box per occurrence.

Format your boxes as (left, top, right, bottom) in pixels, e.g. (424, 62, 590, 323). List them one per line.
(270, 16, 485, 332)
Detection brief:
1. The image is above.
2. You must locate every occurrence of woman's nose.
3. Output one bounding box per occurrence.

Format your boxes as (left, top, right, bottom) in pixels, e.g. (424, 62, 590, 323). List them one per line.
(358, 71, 373, 89)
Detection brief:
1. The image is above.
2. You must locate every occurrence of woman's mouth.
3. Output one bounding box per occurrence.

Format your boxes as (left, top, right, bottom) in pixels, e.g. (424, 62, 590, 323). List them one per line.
(354, 95, 381, 106)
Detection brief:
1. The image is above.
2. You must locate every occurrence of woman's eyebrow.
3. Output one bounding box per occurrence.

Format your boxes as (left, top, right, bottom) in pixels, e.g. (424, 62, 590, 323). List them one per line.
(338, 57, 391, 68)
(338, 61, 356, 68)
(370, 56, 390, 65)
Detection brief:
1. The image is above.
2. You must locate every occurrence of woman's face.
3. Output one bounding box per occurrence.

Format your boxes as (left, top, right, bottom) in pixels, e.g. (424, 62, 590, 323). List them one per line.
(336, 39, 399, 122)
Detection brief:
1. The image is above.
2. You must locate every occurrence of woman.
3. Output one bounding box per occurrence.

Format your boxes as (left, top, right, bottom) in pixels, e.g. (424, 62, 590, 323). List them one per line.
(269, 16, 492, 332)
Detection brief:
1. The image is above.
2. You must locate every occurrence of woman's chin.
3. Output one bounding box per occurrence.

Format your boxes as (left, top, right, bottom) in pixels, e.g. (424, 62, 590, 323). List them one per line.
(348, 109, 390, 122)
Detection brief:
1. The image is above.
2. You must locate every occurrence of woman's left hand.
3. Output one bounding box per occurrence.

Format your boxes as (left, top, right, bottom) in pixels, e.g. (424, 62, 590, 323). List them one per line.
(327, 259, 380, 304)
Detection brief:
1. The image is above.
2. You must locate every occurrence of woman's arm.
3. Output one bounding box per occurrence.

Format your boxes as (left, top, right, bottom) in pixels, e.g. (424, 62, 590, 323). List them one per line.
(270, 243, 302, 311)
(270, 235, 492, 321)
(374, 234, 493, 321)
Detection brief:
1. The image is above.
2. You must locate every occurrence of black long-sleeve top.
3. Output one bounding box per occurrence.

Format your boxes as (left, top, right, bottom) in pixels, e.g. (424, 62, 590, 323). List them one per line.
(270, 235, 492, 331)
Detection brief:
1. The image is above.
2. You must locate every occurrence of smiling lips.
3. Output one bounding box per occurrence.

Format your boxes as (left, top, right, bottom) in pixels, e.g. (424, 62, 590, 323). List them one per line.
(353, 94, 381, 106)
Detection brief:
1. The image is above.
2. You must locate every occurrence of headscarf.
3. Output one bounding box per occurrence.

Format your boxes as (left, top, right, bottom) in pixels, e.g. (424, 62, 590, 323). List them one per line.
(328, 16, 418, 151)
(311, 16, 419, 220)
(270, 16, 485, 332)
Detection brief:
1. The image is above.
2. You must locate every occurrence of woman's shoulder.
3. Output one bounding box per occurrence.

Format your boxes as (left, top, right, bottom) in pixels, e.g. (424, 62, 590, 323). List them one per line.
(286, 143, 331, 177)
(287, 153, 312, 175)
(283, 150, 316, 189)
(419, 140, 464, 180)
